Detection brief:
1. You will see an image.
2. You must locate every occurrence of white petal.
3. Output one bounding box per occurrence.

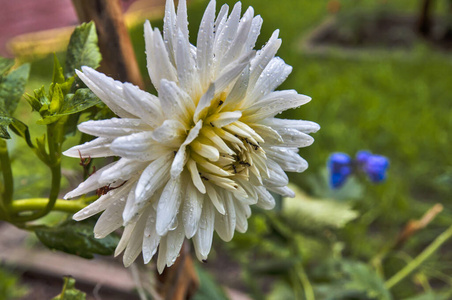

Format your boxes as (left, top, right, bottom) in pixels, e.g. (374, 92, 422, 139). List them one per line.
(64, 161, 116, 199)
(176, 0, 189, 41)
(77, 118, 150, 138)
(277, 128, 314, 148)
(123, 209, 149, 267)
(143, 209, 161, 264)
(175, 28, 199, 99)
(206, 184, 225, 215)
(157, 236, 168, 273)
(243, 90, 311, 122)
(263, 118, 320, 134)
(72, 181, 131, 220)
(115, 222, 136, 257)
(171, 120, 203, 177)
(244, 15, 263, 52)
(234, 201, 250, 233)
(165, 223, 185, 267)
(266, 146, 308, 173)
(247, 57, 293, 105)
(248, 30, 281, 89)
(93, 197, 126, 238)
(186, 159, 206, 194)
(63, 137, 114, 158)
(163, 0, 178, 64)
(266, 185, 295, 198)
(193, 201, 215, 260)
(110, 132, 166, 161)
(159, 79, 193, 124)
(264, 159, 289, 187)
(197, 0, 216, 89)
(145, 23, 178, 90)
(156, 176, 182, 235)
(98, 158, 143, 184)
(183, 183, 204, 238)
(151, 119, 186, 147)
(214, 191, 236, 241)
(122, 83, 164, 128)
(255, 187, 276, 209)
(76, 68, 135, 118)
(134, 154, 173, 208)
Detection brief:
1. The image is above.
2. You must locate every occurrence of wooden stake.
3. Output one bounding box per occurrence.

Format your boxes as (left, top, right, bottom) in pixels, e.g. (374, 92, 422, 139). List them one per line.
(71, 0, 144, 88)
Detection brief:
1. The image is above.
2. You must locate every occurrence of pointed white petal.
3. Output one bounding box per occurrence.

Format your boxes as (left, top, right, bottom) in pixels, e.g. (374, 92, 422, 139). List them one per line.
(151, 119, 186, 147)
(197, 0, 216, 88)
(256, 187, 276, 209)
(214, 191, 236, 241)
(64, 161, 116, 199)
(263, 118, 320, 134)
(183, 183, 204, 238)
(171, 120, 203, 177)
(206, 184, 225, 215)
(123, 83, 164, 128)
(111, 132, 167, 161)
(165, 223, 185, 267)
(266, 185, 295, 198)
(63, 137, 114, 158)
(77, 118, 150, 138)
(98, 158, 143, 184)
(143, 209, 161, 264)
(123, 210, 149, 267)
(193, 201, 215, 260)
(156, 176, 182, 235)
(266, 146, 309, 173)
(93, 197, 126, 238)
(76, 68, 135, 118)
(134, 154, 172, 208)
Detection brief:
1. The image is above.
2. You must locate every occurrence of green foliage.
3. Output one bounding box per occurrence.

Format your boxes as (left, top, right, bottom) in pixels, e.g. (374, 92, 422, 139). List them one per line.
(65, 21, 101, 78)
(282, 184, 358, 230)
(0, 61, 30, 139)
(35, 219, 119, 259)
(192, 265, 229, 300)
(0, 267, 27, 300)
(52, 277, 86, 300)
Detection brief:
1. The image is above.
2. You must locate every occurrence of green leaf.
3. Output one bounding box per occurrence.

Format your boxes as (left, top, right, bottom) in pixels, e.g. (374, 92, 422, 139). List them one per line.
(0, 57, 14, 76)
(49, 84, 64, 114)
(52, 276, 86, 300)
(0, 63, 30, 115)
(65, 22, 101, 78)
(60, 88, 101, 115)
(192, 265, 229, 300)
(9, 118, 34, 148)
(342, 261, 392, 300)
(52, 54, 65, 85)
(282, 184, 358, 230)
(0, 112, 13, 139)
(35, 219, 119, 259)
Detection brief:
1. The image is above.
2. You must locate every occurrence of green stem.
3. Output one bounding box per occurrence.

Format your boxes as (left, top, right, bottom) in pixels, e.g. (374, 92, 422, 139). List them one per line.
(384, 224, 452, 289)
(296, 263, 315, 300)
(10, 198, 86, 214)
(12, 123, 62, 222)
(0, 139, 13, 219)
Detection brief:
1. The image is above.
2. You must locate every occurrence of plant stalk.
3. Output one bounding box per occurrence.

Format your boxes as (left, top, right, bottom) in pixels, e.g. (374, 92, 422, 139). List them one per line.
(0, 139, 13, 220)
(384, 224, 452, 289)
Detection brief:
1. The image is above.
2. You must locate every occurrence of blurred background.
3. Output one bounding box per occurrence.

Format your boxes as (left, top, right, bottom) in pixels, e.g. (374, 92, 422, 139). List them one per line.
(0, 0, 451, 299)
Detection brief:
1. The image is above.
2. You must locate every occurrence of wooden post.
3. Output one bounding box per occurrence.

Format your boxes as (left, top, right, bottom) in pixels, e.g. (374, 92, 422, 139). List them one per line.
(417, 0, 435, 37)
(71, 0, 144, 88)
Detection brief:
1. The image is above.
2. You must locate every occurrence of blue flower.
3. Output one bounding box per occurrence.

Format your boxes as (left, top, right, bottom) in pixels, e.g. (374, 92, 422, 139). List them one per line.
(327, 151, 390, 189)
(327, 153, 352, 188)
(362, 155, 389, 183)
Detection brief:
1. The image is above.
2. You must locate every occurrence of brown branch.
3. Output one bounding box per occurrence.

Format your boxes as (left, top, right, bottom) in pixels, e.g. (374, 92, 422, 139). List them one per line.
(394, 203, 443, 249)
(157, 242, 200, 300)
(418, 0, 435, 37)
(71, 0, 144, 88)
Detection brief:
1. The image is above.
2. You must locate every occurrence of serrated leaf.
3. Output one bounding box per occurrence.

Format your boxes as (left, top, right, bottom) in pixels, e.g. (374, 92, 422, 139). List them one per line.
(52, 277, 86, 300)
(49, 84, 64, 114)
(35, 219, 119, 259)
(60, 88, 101, 115)
(65, 22, 101, 78)
(342, 261, 392, 300)
(0, 63, 30, 115)
(282, 184, 358, 230)
(0, 57, 14, 76)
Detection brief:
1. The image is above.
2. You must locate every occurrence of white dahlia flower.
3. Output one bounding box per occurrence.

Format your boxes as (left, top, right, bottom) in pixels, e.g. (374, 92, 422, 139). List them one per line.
(64, 0, 319, 272)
